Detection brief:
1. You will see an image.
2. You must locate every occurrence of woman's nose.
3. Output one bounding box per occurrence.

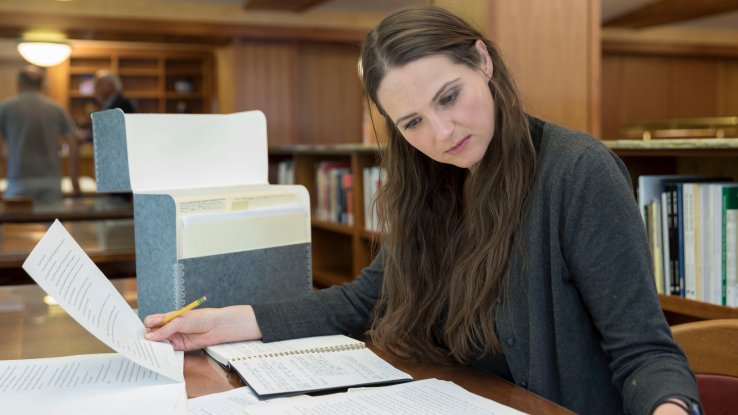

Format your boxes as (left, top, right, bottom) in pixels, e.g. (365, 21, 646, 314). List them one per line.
(431, 113, 454, 142)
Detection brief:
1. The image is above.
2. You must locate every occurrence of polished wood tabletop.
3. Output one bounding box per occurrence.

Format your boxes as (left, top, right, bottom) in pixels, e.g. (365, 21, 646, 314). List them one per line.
(0, 196, 133, 223)
(0, 220, 135, 285)
(0, 279, 574, 415)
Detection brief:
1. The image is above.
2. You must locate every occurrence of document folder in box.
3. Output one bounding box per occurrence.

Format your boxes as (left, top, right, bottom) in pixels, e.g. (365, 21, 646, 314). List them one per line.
(92, 109, 312, 319)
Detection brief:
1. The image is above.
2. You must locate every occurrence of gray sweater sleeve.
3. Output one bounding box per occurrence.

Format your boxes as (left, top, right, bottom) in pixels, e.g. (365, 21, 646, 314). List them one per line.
(560, 143, 700, 415)
(251, 246, 386, 342)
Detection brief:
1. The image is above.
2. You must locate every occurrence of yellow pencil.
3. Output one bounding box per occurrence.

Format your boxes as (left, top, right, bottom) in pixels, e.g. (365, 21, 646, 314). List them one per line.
(158, 296, 207, 327)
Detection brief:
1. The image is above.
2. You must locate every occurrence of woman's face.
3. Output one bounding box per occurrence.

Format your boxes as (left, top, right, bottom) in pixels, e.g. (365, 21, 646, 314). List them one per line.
(376, 41, 495, 169)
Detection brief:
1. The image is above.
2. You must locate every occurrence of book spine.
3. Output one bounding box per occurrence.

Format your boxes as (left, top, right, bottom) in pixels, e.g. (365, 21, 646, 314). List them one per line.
(725, 187, 738, 307)
(363, 168, 371, 231)
(724, 188, 730, 306)
(651, 202, 663, 294)
(728, 210, 737, 307)
(678, 184, 685, 297)
(661, 192, 671, 296)
(345, 173, 354, 226)
(669, 184, 680, 296)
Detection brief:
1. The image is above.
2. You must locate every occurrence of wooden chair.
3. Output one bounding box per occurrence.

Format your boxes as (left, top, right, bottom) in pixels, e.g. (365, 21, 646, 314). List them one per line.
(671, 319, 738, 415)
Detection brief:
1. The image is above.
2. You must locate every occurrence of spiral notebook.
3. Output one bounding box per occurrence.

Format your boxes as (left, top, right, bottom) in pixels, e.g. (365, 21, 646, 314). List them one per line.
(204, 335, 413, 397)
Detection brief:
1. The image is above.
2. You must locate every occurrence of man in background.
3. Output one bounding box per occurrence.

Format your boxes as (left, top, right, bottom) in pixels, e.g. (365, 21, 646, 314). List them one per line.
(0, 66, 80, 204)
(94, 70, 134, 113)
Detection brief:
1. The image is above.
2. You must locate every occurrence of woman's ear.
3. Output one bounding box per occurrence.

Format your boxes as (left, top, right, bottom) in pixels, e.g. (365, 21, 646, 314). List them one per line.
(474, 39, 494, 80)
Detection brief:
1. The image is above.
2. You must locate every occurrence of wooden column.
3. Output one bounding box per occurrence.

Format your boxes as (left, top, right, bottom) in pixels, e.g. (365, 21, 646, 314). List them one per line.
(487, 0, 601, 137)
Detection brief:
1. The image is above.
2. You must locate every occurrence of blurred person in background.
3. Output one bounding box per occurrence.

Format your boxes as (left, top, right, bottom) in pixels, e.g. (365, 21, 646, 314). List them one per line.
(0, 66, 80, 204)
(94, 70, 134, 113)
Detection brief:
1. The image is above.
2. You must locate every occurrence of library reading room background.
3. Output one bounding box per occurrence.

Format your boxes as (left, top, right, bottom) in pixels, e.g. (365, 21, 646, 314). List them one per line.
(1, 2, 738, 412)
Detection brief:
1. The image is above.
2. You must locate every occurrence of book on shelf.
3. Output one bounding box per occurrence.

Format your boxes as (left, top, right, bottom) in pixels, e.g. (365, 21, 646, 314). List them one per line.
(639, 175, 738, 306)
(277, 160, 294, 185)
(363, 166, 386, 233)
(203, 334, 412, 397)
(315, 161, 353, 225)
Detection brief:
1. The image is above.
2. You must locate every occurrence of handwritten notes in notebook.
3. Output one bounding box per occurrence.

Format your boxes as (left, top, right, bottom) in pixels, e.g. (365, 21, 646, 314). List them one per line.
(204, 335, 412, 396)
(244, 378, 530, 415)
(21, 221, 183, 383)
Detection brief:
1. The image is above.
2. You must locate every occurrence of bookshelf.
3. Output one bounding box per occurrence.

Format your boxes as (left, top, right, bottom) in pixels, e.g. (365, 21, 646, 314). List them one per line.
(608, 144, 738, 323)
(269, 146, 382, 289)
(63, 48, 213, 124)
(271, 144, 738, 323)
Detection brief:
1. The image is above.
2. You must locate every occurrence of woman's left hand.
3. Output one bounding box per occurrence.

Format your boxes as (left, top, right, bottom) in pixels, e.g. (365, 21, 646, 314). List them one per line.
(652, 399, 692, 415)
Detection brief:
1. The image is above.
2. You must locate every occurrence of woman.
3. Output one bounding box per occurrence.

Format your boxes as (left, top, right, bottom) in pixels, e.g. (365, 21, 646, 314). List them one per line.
(143, 6, 701, 415)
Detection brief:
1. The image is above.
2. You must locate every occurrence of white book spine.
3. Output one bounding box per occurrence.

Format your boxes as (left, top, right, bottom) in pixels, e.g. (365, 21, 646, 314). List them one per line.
(684, 185, 695, 300)
(363, 168, 370, 231)
(372, 167, 379, 232)
(701, 185, 710, 303)
(713, 186, 723, 305)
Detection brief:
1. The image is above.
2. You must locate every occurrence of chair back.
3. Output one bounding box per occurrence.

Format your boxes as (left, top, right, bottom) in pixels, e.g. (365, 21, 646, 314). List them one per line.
(671, 319, 738, 415)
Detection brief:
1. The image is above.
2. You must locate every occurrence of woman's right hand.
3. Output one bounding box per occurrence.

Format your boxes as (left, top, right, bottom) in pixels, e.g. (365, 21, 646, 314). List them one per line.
(143, 305, 263, 351)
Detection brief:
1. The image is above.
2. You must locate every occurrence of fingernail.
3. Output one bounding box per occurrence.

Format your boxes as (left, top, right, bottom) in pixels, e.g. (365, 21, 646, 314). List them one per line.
(153, 318, 162, 325)
(144, 333, 153, 340)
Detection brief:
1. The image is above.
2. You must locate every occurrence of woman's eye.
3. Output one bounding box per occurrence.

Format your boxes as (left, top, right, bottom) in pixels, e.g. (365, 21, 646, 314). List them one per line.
(404, 118, 420, 130)
(440, 92, 458, 105)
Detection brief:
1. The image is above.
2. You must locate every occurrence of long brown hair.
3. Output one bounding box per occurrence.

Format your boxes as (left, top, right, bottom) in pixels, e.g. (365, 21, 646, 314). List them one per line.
(361, 5, 537, 364)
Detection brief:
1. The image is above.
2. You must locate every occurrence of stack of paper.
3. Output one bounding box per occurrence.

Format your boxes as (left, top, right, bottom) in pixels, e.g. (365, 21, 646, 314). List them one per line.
(4, 220, 188, 415)
(179, 202, 308, 259)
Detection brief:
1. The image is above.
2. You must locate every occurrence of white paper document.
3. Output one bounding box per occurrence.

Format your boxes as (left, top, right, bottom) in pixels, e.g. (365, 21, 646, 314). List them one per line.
(0, 352, 186, 415)
(244, 378, 529, 415)
(21, 220, 183, 383)
(7, 220, 187, 414)
(189, 386, 290, 415)
(0, 353, 179, 396)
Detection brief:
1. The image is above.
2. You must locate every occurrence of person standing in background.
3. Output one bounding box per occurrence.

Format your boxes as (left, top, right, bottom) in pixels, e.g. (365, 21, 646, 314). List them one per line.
(0, 66, 80, 204)
(94, 70, 134, 113)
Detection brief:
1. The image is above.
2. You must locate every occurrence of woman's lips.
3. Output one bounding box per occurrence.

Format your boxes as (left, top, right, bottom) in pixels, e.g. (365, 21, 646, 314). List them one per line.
(446, 136, 471, 155)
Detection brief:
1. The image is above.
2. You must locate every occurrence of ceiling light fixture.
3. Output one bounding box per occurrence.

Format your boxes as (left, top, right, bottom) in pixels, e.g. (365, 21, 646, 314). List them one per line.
(17, 41, 72, 67)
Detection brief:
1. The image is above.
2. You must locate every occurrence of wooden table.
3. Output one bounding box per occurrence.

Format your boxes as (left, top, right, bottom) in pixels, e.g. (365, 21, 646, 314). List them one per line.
(0, 279, 574, 415)
(0, 220, 135, 285)
(0, 196, 133, 223)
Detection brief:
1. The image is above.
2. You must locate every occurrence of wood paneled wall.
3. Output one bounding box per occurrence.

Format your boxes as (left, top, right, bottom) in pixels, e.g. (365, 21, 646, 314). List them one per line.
(232, 41, 298, 147)
(601, 54, 738, 141)
(226, 40, 362, 147)
(297, 43, 362, 145)
(488, 0, 601, 137)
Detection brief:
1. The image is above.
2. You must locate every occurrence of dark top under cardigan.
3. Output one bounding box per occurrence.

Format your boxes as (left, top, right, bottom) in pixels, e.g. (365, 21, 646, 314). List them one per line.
(251, 116, 700, 415)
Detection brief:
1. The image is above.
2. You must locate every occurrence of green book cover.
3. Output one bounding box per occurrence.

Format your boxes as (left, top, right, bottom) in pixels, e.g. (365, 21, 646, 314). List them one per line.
(722, 187, 738, 305)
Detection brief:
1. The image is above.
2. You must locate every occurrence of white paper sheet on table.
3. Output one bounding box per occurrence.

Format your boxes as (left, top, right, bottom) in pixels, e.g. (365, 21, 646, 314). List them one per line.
(243, 378, 530, 415)
(21, 221, 183, 383)
(188, 386, 310, 415)
(4, 220, 187, 414)
(0, 353, 184, 415)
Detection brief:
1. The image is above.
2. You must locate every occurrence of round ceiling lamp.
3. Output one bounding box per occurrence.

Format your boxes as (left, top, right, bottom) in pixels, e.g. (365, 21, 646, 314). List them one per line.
(17, 42, 72, 67)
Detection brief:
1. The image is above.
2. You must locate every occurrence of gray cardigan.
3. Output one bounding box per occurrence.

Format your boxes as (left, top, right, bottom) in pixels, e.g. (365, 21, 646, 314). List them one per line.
(252, 118, 700, 415)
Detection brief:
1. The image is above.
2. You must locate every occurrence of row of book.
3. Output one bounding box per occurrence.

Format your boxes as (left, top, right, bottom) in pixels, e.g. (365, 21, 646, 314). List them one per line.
(284, 160, 386, 232)
(315, 161, 354, 225)
(363, 166, 386, 233)
(638, 175, 738, 306)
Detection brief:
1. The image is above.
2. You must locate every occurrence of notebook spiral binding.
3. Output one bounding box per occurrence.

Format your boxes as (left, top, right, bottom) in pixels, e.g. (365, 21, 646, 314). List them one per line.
(231, 343, 366, 361)
(173, 263, 185, 309)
